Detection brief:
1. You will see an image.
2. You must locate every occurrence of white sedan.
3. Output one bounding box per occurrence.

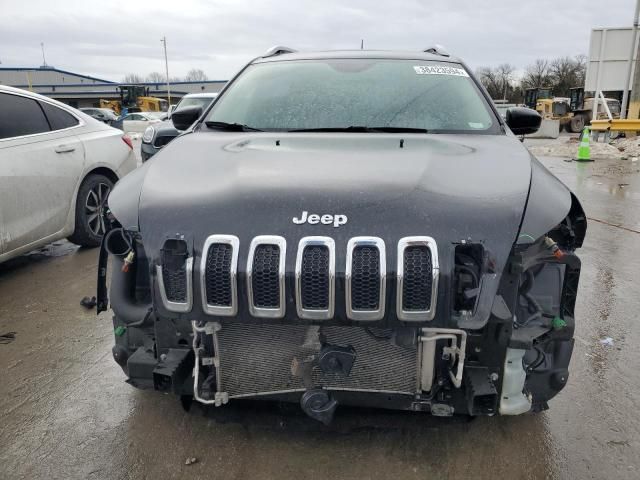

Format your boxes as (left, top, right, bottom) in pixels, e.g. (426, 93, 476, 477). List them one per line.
(120, 112, 163, 133)
(0, 85, 137, 262)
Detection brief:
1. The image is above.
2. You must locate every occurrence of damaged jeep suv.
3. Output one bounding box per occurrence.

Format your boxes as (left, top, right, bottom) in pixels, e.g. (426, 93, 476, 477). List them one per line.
(99, 46, 586, 423)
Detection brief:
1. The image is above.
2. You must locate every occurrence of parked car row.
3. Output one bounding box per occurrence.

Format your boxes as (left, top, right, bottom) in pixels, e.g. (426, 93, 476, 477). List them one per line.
(141, 93, 217, 161)
(0, 85, 137, 262)
(114, 111, 166, 133)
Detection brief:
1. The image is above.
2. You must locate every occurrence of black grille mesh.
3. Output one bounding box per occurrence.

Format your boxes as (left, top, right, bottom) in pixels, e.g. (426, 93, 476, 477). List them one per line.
(402, 246, 433, 311)
(205, 243, 233, 306)
(351, 246, 381, 310)
(251, 244, 281, 308)
(301, 245, 330, 310)
(161, 253, 187, 303)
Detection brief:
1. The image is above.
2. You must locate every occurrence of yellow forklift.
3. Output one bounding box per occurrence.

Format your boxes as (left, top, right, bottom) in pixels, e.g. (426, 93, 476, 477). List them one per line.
(524, 87, 620, 133)
(100, 85, 168, 115)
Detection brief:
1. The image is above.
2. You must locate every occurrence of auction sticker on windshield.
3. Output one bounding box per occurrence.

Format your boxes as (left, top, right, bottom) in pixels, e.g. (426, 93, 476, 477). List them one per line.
(413, 65, 469, 77)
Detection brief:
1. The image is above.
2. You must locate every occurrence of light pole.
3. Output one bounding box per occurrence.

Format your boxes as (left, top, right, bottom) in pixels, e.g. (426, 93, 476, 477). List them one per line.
(40, 42, 48, 67)
(161, 36, 171, 106)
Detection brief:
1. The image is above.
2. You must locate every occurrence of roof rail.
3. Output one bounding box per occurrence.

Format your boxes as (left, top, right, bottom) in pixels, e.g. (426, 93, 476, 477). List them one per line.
(423, 45, 450, 57)
(263, 45, 298, 57)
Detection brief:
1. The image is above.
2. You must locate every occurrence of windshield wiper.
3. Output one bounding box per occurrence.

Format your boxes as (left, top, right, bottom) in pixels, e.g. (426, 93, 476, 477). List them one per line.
(289, 126, 428, 133)
(205, 121, 263, 132)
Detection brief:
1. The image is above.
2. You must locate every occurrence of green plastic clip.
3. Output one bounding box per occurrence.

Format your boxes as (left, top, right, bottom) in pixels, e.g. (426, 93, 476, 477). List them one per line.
(551, 316, 566, 330)
(114, 326, 127, 337)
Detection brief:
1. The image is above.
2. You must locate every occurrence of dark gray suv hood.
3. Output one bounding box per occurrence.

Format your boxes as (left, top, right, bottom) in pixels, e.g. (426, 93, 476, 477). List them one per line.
(134, 131, 533, 254)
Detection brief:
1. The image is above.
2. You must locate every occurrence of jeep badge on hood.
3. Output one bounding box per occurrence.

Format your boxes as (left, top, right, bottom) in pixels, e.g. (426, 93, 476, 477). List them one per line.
(293, 211, 348, 227)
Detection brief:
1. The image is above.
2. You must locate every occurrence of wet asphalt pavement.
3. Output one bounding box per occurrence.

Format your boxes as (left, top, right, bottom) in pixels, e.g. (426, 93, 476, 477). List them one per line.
(1, 150, 640, 479)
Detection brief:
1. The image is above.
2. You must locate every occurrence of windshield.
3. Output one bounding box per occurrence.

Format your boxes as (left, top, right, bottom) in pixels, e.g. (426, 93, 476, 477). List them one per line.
(206, 59, 498, 133)
(178, 96, 216, 110)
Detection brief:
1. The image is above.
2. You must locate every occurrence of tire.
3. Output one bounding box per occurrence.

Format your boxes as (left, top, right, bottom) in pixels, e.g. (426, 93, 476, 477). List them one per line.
(569, 114, 586, 133)
(67, 173, 114, 247)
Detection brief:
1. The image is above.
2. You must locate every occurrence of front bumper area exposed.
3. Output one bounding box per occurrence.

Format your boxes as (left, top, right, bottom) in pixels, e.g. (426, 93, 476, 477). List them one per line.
(104, 225, 581, 422)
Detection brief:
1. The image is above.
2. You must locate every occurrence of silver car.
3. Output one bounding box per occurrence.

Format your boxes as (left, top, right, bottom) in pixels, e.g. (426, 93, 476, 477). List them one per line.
(0, 86, 137, 262)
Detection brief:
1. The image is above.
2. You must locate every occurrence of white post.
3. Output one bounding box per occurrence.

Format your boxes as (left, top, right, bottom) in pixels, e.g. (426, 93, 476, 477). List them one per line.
(599, 91, 613, 120)
(621, 0, 640, 118)
(593, 29, 608, 120)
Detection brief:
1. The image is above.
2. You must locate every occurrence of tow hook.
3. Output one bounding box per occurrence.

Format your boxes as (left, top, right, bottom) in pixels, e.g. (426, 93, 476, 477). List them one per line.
(300, 389, 338, 425)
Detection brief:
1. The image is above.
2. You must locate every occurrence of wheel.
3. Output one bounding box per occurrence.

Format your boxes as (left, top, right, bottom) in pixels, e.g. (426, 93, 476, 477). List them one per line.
(569, 114, 586, 133)
(67, 173, 114, 247)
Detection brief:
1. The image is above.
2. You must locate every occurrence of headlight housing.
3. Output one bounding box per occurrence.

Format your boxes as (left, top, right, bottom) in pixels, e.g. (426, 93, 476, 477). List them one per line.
(142, 126, 155, 144)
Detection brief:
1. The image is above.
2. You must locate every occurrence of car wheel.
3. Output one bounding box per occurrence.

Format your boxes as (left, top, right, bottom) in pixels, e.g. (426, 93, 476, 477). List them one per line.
(67, 173, 114, 247)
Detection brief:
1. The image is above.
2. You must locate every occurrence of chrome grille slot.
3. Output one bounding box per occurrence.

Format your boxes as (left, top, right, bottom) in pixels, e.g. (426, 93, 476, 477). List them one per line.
(346, 237, 386, 321)
(296, 237, 335, 320)
(201, 235, 239, 316)
(247, 236, 286, 318)
(402, 246, 432, 310)
(397, 237, 439, 321)
(156, 238, 193, 313)
(252, 245, 280, 307)
(301, 245, 330, 309)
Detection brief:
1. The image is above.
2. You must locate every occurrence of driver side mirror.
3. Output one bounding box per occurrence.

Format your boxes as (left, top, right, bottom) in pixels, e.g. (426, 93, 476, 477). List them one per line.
(172, 106, 203, 131)
(506, 107, 542, 136)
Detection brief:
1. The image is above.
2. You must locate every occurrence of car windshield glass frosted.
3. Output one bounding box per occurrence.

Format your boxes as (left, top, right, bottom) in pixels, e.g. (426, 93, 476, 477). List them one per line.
(207, 59, 497, 133)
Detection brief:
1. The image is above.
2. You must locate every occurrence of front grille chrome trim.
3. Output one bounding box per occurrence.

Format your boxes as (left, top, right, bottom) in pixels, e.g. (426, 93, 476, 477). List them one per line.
(396, 236, 439, 321)
(247, 235, 286, 318)
(295, 236, 335, 320)
(200, 235, 239, 316)
(156, 257, 193, 313)
(346, 237, 386, 321)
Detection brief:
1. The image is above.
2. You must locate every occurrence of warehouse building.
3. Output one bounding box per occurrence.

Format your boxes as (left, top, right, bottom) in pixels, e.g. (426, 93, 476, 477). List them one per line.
(0, 65, 226, 108)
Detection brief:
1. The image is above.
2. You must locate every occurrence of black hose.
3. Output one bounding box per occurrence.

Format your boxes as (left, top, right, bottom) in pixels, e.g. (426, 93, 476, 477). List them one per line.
(110, 254, 153, 327)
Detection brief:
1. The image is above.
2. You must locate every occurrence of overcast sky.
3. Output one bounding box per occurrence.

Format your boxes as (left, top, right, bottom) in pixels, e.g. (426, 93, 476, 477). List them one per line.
(1, 0, 637, 81)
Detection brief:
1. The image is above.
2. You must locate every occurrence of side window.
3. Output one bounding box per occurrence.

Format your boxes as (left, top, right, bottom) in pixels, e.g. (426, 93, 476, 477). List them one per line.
(131, 114, 144, 121)
(122, 114, 134, 121)
(39, 102, 79, 130)
(0, 92, 50, 139)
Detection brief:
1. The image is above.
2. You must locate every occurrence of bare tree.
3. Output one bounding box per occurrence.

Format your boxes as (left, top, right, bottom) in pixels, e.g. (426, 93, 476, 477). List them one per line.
(184, 68, 209, 82)
(573, 54, 587, 89)
(497, 63, 515, 100)
(146, 71, 165, 83)
(477, 64, 517, 101)
(521, 59, 552, 90)
(549, 56, 587, 97)
(122, 73, 144, 84)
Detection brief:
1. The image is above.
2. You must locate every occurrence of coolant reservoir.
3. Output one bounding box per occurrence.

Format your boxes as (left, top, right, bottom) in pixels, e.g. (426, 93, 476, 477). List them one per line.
(499, 348, 531, 415)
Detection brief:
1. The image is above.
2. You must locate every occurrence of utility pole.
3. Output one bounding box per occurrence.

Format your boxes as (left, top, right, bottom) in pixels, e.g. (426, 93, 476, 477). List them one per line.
(621, 0, 640, 118)
(40, 42, 47, 67)
(161, 36, 171, 106)
(361, 39, 364, 50)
